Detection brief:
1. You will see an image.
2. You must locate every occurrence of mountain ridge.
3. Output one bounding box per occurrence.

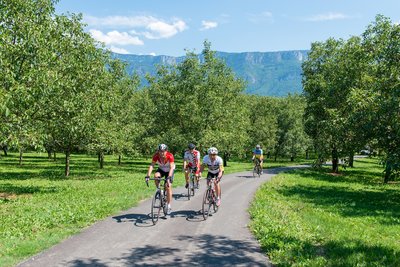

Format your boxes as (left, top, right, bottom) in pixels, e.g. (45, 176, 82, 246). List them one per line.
(113, 50, 309, 97)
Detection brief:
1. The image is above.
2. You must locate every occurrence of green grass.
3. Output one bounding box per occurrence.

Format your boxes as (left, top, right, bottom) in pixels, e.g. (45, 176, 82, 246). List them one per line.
(249, 157, 400, 266)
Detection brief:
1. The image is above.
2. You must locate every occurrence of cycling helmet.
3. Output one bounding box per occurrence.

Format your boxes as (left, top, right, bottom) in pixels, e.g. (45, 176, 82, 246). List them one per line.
(158, 144, 168, 151)
(256, 144, 261, 149)
(188, 143, 196, 150)
(207, 147, 218, 155)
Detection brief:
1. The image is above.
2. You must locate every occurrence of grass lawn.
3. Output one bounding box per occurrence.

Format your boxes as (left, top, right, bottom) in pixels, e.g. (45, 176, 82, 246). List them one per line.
(249, 157, 400, 266)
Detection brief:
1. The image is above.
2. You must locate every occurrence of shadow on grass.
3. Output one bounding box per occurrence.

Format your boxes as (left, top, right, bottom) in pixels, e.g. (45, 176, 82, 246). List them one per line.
(276, 174, 400, 224)
(260, 234, 399, 266)
(0, 183, 59, 196)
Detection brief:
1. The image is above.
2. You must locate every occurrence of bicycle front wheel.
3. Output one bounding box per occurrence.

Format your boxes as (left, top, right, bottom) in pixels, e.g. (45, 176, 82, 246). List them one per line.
(202, 189, 212, 220)
(151, 191, 162, 225)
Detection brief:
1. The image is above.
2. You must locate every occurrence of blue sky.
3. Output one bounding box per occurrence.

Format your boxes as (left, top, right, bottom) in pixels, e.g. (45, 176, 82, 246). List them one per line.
(55, 0, 400, 57)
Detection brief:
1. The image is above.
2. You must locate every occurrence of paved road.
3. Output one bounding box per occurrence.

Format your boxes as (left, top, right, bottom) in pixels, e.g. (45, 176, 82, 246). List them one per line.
(18, 166, 305, 267)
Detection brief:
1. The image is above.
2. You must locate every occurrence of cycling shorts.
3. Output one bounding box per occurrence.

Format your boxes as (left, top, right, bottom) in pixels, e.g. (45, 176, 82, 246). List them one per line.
(206, 172, 220, 180)
(186, 165, 200, 175)
(156, 168, 174, 183)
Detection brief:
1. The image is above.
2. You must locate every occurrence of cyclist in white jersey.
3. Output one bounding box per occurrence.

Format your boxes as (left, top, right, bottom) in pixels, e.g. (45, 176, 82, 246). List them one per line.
(183, 143, 201, 189)
(200, 147, 224, 206)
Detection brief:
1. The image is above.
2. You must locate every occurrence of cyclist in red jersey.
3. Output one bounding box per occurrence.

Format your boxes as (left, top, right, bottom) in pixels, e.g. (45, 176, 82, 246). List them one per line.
(183, 143, 201, 189)
(145, 144, 175, 215)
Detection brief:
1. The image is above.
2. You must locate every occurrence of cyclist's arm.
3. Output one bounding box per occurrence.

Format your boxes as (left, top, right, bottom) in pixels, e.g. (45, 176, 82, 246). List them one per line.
(147, 162, 155, 177)
(183, 160, 187, 170)
(217, 165, 223, 179)
(168, 162, 175, 178)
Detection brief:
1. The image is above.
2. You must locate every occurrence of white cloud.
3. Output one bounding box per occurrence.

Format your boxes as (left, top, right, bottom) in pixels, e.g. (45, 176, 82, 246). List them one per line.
(110, 46, 130, 54)
(141, 19, 187, 39)
(200, 20, 218, 31)
(149, 52, 156, 56)
(85, 15, 187, 39)
(89, 29, 144, 45)
(248, 11, 274, 23)
(305, 12, 350, 22)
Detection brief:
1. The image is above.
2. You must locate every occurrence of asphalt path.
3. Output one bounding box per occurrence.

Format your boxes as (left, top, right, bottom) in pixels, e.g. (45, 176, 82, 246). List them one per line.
(18, 166, 306, 267)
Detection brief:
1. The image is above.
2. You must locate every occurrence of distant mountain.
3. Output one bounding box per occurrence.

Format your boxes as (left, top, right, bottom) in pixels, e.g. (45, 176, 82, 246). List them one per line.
(113, 50, 308, 97)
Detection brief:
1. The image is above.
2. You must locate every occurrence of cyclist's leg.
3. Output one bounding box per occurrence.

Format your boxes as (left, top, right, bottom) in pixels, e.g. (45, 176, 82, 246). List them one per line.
(154, 169, 162, 188)
(184, 167, 189, 187)
(166, 170, 174, 205)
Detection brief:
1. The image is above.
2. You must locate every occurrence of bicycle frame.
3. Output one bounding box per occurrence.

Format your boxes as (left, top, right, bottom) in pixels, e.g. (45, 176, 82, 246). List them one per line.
(202, 177, 219, 220)
(187, 167, 197, 200)
(253, 159, 262, 178)
(147, 177, 168, 225)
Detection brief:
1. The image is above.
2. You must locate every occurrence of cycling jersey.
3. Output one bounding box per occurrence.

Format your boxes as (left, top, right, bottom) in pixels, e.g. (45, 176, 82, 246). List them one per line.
(253, 148, 263, 159)
(202, 155, 224, 174)
(183, 149, 200, 167)
(152, 152, 175, 172)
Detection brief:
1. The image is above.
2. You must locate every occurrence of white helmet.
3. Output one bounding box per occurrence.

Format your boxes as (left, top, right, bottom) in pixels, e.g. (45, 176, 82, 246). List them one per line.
(207, 147, 218, 155)
(256, 144, 261, 149)
(158, 144, 168, 151)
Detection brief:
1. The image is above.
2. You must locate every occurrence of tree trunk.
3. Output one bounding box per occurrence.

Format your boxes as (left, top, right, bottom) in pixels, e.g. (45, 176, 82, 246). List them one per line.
(223, 152, 228, 167)
(3, 145, 7, 156)
(65, 149, 70, 176)
(290, 156, 294, 162)
(332, 148, 339, 173)
(99, 152, 104, 169)
(384, 166, 391, 183)
(54, 152, 57, 161)
(306, 149, 309, 159)
(118, 155, 121, 165)
(349, 152, 354, 168)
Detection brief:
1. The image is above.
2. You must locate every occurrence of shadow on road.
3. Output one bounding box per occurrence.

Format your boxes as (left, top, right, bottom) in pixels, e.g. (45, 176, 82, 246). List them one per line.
(109, 234, 267, 266)
(112, 213, 155, 227)
(170, 209, 203, 222)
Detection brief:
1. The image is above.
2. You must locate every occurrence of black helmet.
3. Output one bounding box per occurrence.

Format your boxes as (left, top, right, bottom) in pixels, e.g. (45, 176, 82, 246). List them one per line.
(188, 143, 196, 150)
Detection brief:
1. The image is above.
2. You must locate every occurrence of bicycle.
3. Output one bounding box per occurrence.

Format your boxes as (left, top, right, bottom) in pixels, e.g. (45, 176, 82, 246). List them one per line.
(187, 167, 198, 200)
(253, 159, 262, 178)
(146, 177, 169, 225)
(202, 177, 220, 220)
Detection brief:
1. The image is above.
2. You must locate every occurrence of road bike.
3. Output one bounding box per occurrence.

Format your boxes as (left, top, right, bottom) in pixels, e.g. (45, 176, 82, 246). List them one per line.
(146, 177, 168, 225)
(253, 159, 262, 178)
(187, 167, 198, 200)
(202, 177, 220, 220)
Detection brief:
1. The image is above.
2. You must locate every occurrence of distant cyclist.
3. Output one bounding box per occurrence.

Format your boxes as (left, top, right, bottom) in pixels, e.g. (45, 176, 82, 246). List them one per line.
(145, 144, 175, 215)
(183, 143, 201, 189)
(200, 147, 224, 206)
(252, 144, 264, 173)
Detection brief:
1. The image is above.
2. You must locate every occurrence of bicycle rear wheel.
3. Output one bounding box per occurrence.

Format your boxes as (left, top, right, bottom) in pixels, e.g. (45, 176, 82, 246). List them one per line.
(202, 189, 212, 220)
(190, 175, 195, 197)
(187, 181, 191, 200)
(151, 191, 161, 225)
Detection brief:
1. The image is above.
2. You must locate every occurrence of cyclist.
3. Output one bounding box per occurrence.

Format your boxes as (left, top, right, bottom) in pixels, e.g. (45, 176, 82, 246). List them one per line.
(183, 143, 201, 189)
(252, 144, 264, 173)
(145, 144, 175, 215)
(200, 147, 224, 206)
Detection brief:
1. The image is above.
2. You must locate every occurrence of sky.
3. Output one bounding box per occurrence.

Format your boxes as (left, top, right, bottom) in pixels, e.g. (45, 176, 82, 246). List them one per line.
(55, 0, 400, 57)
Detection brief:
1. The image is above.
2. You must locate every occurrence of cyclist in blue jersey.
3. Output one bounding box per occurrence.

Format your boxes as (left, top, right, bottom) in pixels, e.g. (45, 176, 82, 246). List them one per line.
(252, 144, 264, 173)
